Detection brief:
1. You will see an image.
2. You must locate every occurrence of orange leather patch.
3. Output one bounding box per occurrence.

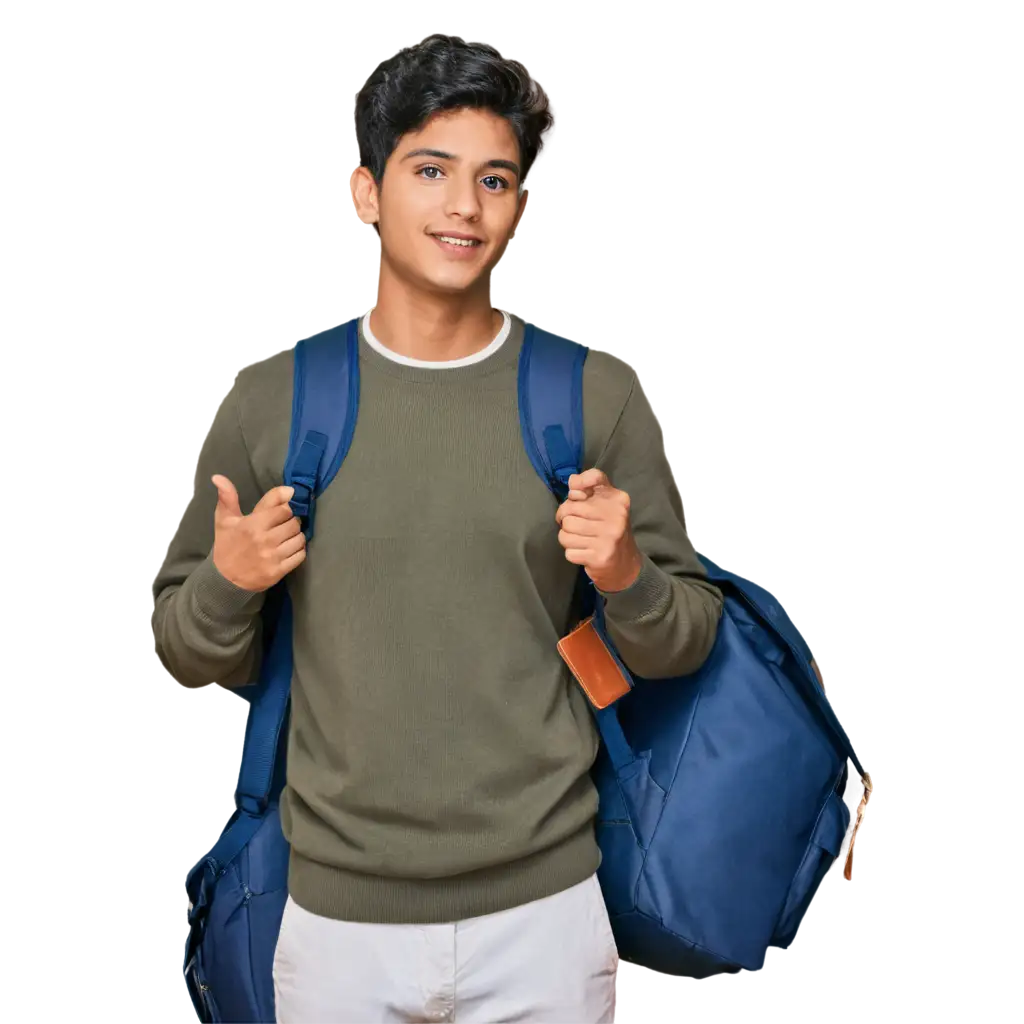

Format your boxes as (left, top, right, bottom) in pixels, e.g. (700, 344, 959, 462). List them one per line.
(557, 615, 632, 709)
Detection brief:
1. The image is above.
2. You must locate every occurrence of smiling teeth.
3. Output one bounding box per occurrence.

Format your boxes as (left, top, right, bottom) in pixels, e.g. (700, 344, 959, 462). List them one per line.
(436, 235, 480, 246)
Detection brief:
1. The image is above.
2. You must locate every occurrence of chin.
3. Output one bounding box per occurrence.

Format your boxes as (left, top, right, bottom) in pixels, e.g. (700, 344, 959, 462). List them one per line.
(418, 265, 488, 294)
(386, 238, 494, 293)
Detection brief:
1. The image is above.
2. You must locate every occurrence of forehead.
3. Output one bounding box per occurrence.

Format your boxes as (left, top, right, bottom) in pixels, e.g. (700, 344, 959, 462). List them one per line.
(397, 107, 519, 157)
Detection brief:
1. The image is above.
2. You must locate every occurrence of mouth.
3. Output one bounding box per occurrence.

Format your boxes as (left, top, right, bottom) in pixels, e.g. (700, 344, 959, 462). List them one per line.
(430, 232, 484, 257)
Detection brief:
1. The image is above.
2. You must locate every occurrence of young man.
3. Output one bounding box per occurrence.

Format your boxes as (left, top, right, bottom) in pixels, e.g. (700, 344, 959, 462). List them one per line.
(151, 33, 723, 1023)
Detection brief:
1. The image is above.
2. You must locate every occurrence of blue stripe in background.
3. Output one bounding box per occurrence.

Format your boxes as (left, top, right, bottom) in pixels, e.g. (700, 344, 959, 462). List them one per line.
(516, 309, 1024, 346)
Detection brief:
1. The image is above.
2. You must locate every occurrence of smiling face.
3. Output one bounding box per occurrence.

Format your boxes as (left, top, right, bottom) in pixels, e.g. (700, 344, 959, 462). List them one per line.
(352, 106, 529, 295)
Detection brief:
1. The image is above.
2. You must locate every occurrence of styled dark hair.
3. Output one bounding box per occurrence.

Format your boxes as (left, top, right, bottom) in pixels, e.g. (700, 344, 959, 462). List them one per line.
(355, 34, 554, 233)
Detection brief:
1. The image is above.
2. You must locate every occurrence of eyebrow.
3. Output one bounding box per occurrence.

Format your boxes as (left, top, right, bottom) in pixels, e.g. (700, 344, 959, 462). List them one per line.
(400, 147, 521, 181)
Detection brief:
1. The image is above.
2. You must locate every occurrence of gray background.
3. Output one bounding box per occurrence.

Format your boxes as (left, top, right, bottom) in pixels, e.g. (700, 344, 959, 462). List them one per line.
(0, 8, 1019, 1024)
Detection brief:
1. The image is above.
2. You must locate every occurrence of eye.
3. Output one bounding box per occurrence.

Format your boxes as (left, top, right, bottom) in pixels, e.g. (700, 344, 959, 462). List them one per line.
(418, 165, 444, 180)
(482, 175, 511, 192)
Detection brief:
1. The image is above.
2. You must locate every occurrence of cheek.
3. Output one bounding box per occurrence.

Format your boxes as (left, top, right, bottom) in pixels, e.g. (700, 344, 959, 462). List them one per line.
(486, 203, 518, 238)
(379, 186, 432, 239)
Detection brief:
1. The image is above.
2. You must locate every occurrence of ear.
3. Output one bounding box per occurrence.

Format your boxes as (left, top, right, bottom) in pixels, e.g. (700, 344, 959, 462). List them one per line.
(509, 188, 529, 239)
(351, 166, 380, 226)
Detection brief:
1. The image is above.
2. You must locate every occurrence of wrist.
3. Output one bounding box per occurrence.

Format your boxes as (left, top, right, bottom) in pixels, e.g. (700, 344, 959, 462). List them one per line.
(211, 541, 271, 595)
(194, 552, 267, 618)
(593, 549, 644, 594)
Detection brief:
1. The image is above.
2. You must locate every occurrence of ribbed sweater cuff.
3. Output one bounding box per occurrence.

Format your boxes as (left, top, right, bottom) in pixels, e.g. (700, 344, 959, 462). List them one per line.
(596, 549, 672, 625)
(190, 551, 266, 622)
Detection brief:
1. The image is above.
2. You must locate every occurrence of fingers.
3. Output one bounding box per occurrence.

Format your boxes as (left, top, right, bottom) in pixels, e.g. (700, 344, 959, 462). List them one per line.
(555, 499, 613, 524)
(212, 480, 297, 528)
(567, 468, 609, 492)
(559, 501, 607, 521)
(557, 515, 604, 537)
(210, 474, 307, 589)
(251, 485, 301, 531)
(267, 513, 305, 546)
(560, 547, 590, 565)
(564, 470, 630, 514)
(254, 484, 296, 512)
(278, 542, 308, 576)
(276, 529, 307, 560)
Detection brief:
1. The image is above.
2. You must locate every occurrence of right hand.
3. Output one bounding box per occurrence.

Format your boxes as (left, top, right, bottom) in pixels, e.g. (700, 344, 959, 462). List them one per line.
(211, 475, 308, 592)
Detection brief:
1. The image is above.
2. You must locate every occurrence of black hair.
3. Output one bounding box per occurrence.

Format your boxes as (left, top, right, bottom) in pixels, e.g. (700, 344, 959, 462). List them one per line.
(354, 34, 554, 234)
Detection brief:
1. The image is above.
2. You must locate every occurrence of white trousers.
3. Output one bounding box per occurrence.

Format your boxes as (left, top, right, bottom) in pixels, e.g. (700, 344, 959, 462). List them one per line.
(272, 871, 618, 1023)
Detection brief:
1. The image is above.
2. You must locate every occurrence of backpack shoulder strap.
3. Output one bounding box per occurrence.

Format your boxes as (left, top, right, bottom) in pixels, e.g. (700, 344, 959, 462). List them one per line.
(284, 316, 361, 540)
(518, 323, 588, 501)
(231, 316, 360, 819)
(516, 323, 637, 766)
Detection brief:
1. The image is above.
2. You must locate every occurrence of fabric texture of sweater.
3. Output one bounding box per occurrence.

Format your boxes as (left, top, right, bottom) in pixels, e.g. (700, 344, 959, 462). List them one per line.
(151, 309, 724, 924)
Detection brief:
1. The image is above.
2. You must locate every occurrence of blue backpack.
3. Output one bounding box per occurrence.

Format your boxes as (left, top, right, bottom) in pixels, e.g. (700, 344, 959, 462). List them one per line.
(182, 317, 872, 1021)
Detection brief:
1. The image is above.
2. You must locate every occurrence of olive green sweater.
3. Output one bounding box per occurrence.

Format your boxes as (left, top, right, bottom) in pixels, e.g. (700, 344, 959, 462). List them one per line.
(151, 309, 723, 924)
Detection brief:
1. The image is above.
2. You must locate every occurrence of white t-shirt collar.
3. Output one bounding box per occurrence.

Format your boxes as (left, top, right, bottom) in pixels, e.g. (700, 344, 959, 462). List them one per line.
(361, 308, 511, 368)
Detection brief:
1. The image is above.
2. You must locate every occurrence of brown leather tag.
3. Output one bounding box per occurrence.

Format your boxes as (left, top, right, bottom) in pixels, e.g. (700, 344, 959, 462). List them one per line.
(557, 615, 632, 709)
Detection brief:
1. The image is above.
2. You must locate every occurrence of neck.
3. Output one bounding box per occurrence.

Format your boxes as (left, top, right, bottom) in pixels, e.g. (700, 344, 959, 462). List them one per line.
(370, 260, 503, 361)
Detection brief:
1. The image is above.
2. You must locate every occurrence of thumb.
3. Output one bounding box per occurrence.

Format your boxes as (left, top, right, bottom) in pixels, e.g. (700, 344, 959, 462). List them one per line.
(211, 474, 242, 520)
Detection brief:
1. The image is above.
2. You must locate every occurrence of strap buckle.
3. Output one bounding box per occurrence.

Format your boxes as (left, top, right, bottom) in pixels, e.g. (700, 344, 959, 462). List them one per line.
(286, 429, 328, 539)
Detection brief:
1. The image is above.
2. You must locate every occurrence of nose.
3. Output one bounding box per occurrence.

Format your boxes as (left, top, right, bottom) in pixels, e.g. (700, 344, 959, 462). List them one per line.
(443, 172, 483, 223)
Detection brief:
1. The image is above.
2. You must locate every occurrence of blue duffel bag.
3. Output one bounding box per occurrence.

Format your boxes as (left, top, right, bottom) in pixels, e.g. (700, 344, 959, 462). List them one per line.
(523, 321, 873, 977)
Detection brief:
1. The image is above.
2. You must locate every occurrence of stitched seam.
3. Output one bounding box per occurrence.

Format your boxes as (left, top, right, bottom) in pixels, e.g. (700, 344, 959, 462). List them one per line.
(232, 373, 264, 496)
(593, 376, 630, 468)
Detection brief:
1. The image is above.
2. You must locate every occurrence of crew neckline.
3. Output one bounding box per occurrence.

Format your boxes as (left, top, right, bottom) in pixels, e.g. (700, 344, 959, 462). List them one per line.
(362, 308, 511, 368)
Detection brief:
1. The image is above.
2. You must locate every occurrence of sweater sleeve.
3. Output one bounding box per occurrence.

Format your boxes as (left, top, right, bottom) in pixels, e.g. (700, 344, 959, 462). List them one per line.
(150, 374, 268, 690)
(591, 372, 724, 679)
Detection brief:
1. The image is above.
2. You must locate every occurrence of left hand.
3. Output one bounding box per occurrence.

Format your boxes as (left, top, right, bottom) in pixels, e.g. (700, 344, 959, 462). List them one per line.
(555, 468, 644, 593)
